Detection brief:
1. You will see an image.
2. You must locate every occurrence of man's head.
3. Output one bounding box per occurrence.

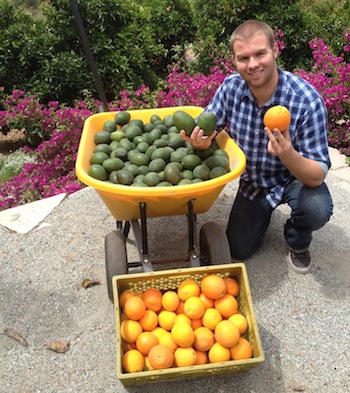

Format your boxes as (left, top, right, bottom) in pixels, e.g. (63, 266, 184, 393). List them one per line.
(230, 20, 275, 55)
(229, 20, 279, 103)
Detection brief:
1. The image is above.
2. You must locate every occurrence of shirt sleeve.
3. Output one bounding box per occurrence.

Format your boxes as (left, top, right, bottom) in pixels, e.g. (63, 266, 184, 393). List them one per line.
(205, 78, 231, 129)
(294, 96, 331, 169)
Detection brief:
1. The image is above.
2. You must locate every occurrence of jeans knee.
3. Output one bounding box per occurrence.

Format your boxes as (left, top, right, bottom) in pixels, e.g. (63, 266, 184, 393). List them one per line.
(298, 185, 333, 229)
(226, 230, 260, 260)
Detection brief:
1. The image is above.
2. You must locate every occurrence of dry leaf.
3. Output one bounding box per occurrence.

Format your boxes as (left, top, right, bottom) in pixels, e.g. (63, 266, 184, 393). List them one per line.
(293, 387, 306, 392)
(4, 328, 28, 347)
(45, 340, 70, 353)
(81, 278, 101, 289)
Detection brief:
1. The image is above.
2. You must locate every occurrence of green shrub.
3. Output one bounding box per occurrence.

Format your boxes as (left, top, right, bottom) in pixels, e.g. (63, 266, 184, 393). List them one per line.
(0, 1, 42, 93)
(0, 0, 177, 103)
(301, 0, 350, 57)
(189, 0, 313, 73)
(1, 0, 349, 105)
(136, 0, 195, 78)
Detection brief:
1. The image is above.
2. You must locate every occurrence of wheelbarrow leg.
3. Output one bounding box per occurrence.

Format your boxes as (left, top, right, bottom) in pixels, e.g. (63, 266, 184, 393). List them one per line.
(187, 199, 200, 267)
(130, 202, 153, 272)
(116, 220, 130, 238)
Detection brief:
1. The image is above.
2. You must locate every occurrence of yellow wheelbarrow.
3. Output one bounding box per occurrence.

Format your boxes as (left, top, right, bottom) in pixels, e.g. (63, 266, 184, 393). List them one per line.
(76, 106, 246, 301)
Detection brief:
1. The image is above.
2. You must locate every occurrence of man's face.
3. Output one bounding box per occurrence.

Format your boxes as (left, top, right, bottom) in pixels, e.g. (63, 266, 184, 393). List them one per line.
(232, 33, 279, 89)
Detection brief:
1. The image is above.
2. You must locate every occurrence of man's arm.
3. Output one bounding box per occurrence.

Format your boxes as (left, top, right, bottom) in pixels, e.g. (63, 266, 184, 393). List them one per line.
(265, 127, 326, 188)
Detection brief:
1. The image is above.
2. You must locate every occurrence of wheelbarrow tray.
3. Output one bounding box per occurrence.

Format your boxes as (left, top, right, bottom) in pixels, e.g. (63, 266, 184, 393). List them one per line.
(75, 106, 246, 221)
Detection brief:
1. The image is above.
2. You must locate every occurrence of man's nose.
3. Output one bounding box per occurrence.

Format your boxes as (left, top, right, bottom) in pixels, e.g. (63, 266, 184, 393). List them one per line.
(248, 56, 259, 68)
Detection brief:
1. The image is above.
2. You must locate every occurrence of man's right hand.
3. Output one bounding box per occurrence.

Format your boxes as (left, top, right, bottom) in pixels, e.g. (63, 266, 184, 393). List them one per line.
(180, 126, 217, 150)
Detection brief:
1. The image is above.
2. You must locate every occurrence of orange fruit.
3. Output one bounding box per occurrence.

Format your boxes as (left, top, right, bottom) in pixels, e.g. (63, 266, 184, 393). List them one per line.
(136, 331, 159, 355)
(122, 349, 145, 373)
(124, 296, 146, 320)
(214, 294, 238, 318)
(191, 318, 203, 330)
(201, 307, 222, 331)
(214, 320, 240, 348)
(158, 310, 177, 331)
(148, 344, 174, 370)
(199, 292, 214, 309)
(193, 326, 215, 352)
(151, 326, 168, 340)
(144, 356, 155, 371)
(120, 319, 143, 343)
(183, 296, 206, 320)
(158, 331, 178, 352)
(174, 347, 197, 367)
(161, 290, 180, 312)
(208, 342, 231, 363)
(174, 313, 192, 326)
(200, 274, 226, 300)
(119, 289, 138, 307)
(228, 313, 248, 335)
(175, 301, 185, 314)
(263, 105, 291, 131)
(177, 278, 200, 301)
(230, 337, 253, 360)
(224, 277, 239, 297)
(171, 323, 195, 347)
(139, 309, 159, 331)
(142, 288, 163, 312)
(195, 350, 208, 365)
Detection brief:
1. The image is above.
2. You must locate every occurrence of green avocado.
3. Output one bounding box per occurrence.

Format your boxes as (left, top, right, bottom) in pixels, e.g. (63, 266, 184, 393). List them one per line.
(196, 111, 217, 136)
(173, 110, 196, 136)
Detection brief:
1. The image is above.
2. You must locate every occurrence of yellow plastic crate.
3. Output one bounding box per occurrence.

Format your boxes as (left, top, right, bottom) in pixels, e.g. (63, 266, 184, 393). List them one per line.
(75, 107, 246, 221)
(113, 263, 264, 385)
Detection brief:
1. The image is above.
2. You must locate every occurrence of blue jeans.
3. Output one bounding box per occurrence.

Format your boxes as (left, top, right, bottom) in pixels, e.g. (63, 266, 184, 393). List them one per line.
(226, 178, 333, 260)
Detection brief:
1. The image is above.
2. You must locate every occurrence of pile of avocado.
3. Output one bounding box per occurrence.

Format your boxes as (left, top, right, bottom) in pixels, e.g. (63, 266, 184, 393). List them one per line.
(88, 110, 230, 187)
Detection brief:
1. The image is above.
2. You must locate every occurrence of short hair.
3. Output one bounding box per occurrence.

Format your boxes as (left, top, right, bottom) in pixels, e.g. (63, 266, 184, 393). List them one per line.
(230, 20, 275, 54)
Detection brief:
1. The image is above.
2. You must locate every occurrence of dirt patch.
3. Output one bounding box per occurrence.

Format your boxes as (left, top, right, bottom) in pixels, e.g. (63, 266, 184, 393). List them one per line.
(0, 129, 26, 154)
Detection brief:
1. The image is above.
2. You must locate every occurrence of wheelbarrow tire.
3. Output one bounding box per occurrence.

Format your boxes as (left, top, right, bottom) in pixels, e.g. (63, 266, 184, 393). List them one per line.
(199, 222, 232, 265)
(105, 230, 128, 302)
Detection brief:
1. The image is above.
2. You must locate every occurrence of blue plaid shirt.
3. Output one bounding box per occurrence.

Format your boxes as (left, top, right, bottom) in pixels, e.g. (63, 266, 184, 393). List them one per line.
(206, 68, 331, 208)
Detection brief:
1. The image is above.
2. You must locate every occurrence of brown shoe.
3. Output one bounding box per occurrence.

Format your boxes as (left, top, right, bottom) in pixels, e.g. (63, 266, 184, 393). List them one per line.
(288, 250, 311, 274)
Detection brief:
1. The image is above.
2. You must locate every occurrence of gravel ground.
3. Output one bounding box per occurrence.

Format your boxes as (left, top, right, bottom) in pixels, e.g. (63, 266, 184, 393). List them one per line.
(1, 157, 349, 393)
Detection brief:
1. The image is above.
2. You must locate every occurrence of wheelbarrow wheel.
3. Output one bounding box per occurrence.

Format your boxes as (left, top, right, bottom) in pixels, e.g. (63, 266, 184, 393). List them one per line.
(199, 222, 232, 265)
(105, 230, 128, 302)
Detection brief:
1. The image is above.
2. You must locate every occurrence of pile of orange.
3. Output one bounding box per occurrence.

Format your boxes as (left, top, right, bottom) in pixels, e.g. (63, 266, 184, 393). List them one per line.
(119, 274, 253, 373)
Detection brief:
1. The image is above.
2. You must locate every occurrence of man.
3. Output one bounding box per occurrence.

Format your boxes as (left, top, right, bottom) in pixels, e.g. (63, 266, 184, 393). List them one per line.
(180, 20, 333, 273)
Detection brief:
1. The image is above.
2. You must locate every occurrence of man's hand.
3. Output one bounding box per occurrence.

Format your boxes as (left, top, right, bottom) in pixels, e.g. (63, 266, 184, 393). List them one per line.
(265, 126, 293, 158)
(265, 126, 325, 188)
(180, 126, 218, 150)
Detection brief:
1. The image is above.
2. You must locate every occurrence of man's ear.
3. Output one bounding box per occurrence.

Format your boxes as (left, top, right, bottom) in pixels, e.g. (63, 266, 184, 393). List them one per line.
(232, 54, 236, 66)
(273, 43, 279, 59)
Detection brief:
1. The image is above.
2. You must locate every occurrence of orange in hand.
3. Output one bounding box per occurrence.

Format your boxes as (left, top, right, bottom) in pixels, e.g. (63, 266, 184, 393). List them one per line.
(263, 105, 291, 131)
